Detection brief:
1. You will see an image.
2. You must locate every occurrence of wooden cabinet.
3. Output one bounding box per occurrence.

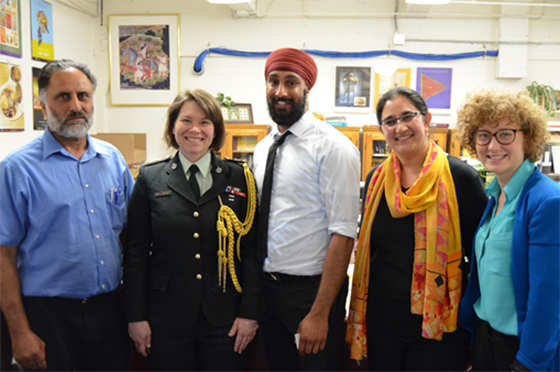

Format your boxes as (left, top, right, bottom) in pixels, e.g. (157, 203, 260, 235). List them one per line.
(334, 126, 360, 149)
(447, 129, 462, 157)
(220, 124, 269, 167)
(428, 128, 448, 152)
(362, 126, 389, 181)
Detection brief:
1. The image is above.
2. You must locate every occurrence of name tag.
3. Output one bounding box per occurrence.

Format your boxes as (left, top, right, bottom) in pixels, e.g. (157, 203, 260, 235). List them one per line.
(154, 190, 172, 197)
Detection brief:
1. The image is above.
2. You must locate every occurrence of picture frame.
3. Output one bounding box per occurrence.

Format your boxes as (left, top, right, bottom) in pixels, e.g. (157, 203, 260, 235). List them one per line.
(334, 66, 372, 113)
(373, 67, 411, 112)
(108, 14, 180, 106)
(222, 103, 254, 124)
(0, 0, 22, 58)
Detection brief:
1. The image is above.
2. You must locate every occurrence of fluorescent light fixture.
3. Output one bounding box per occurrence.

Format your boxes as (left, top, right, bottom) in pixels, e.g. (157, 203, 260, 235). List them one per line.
(207, 0, 250, 4)
(405, 0, 451, 4)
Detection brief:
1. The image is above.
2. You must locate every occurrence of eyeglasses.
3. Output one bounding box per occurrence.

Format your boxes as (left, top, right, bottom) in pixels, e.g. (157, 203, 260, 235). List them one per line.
(471, 129, 522, 146)
(380, 112, 422, 127)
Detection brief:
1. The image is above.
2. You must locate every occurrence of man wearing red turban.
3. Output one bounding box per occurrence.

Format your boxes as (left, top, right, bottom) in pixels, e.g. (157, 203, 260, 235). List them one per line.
(253, 48, 361, 371)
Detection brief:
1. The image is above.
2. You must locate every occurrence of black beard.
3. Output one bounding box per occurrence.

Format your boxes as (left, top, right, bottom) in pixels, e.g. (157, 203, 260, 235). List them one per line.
(267, 91, 307, 127)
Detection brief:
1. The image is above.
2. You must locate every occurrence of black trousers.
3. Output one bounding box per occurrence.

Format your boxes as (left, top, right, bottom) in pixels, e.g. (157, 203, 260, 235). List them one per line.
(261, 272, 348, 371)
(22, 287, 130, 371)
(147, 309, 245, 371)
(366, 319, 470, 371)
(1, 310, 13, 371)
(471, 318, 522, 371)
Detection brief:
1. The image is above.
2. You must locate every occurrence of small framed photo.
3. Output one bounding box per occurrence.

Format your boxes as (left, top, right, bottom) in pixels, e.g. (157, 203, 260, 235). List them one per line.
(222, 104, 254, 124)
(108, 14, 180, 106)
(334, 66, 372, 113)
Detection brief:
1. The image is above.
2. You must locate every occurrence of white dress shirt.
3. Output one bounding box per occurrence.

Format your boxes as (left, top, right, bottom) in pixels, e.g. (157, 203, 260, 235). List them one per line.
(253, 111, 360, 276)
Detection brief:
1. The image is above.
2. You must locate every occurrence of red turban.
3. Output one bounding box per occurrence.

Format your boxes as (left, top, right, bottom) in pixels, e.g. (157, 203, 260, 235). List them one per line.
(264, 48, 318, 90)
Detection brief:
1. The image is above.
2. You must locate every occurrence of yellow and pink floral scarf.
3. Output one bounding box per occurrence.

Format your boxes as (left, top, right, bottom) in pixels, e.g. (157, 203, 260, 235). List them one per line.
(346, 141, 463, 361)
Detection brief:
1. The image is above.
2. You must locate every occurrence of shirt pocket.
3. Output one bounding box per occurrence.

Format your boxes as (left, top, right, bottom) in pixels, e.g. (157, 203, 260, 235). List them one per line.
(484, 231, 513, 276)
(106, 189, 126, 232)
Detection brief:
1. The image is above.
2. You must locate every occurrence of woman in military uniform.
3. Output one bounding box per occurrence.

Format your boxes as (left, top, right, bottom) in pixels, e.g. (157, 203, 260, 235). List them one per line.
(123, 88, 262, 371)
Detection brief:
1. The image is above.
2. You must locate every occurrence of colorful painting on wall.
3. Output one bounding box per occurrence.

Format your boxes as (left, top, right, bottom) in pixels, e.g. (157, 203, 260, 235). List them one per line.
(109, 14, 180, 106)
(0, 62, 24, 132)
(416, 67, 452, 110)
(0, 0, 22, 58)
(31, 0, 54, 61)
(32, 66, 47, 130)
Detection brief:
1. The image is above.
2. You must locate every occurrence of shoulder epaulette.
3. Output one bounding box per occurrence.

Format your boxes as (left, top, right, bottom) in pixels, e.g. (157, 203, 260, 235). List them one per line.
(142, 155, 172, 166)
(224, 157, 247, 166)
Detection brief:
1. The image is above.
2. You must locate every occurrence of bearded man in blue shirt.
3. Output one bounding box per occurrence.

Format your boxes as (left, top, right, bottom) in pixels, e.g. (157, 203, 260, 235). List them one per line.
(0, 60, 134, 371)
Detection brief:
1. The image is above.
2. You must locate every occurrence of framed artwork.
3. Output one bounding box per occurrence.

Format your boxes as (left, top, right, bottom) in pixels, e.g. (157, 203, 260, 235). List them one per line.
(0, 0, 22, 58)
(416, 67, 452, 113)
(108, 14, 180, 106)
(334, 66, 372, 113)
(0, 62, 24, 132)
(373, 67, 411, 112)
(32, 66, 47, 130)
(31, 0, 54, 61)
(222, 104, 253, 124)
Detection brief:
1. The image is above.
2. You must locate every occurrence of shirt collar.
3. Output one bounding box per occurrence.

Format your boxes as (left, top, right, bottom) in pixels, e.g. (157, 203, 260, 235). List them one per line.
(486, 158, 535, 200)
(270, 110, 314, 139)
(177, 150, 212, 177)
(42, 128, 105, 161)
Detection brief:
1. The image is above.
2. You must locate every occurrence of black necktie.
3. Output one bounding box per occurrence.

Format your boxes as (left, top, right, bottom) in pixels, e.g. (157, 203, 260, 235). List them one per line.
(257, 131, 291, 261)
(188, 164, 201, 201)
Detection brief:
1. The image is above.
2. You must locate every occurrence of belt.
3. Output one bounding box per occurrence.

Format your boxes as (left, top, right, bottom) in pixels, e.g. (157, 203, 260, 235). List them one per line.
(265, 272, 321, 283)
(81, 290, 113, 305)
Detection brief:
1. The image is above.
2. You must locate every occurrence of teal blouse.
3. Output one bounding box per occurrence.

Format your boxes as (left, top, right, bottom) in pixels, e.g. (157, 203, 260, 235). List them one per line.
(473, 159, 536, 336)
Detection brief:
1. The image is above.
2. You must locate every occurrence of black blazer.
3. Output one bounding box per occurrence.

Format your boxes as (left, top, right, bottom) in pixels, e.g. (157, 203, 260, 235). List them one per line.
(123, 152, 262, 330)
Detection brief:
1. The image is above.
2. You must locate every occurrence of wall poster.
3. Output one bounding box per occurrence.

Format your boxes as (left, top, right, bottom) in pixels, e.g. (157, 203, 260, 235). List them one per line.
(0, 0, 22, 58)
(334, 66, 372, 113)
(373, 67, 411, 112)
(31, 0, 54, 61)
(32, 66, 47, 130)
(0, 62, 24, 132)
(416, 67, 452, 112)
(108, 14, 180, 106)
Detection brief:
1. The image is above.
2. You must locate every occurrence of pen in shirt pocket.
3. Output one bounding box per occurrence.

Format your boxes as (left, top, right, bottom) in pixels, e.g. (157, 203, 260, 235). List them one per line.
(110, 188, 119, 205)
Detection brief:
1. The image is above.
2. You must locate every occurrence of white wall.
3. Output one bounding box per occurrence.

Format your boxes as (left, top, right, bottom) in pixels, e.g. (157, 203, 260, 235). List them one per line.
(0, 1, 96, 160)
(2, 0, 559, 161)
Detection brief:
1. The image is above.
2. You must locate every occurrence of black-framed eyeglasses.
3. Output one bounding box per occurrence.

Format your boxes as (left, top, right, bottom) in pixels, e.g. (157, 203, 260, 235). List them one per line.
(380, 112, 422, 127)
(471, 129, 522, 146)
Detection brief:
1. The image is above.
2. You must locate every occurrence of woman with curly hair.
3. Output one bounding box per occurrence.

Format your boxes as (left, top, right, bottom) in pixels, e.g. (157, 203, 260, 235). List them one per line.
(457, 87, 560, 372)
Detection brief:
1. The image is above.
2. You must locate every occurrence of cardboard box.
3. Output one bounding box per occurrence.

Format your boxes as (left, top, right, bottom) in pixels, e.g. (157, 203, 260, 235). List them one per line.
(92, 133, 146, 164)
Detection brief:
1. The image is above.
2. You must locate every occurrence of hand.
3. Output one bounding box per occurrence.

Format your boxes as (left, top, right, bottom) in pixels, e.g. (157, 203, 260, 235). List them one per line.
(296, 313, 328, 356)
(11, 330, 47, 370)
(228, 317, 258, 354)
(128, 321, 151, 357)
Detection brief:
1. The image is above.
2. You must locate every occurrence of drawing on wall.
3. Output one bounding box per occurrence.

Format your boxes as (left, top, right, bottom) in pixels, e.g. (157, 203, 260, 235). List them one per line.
(32, 66, 47, 130)
(0, 62, 24, 132)
(334, 66, 372, 113)
(109, 14, 179, 106)
(31, 0, 54, 61)
(0, 0, 22, 58)
(373, 67, 411, 111)
(416, 67, 452, 110)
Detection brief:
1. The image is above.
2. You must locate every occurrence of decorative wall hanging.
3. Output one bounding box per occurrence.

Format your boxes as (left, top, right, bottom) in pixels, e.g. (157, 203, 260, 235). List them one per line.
(108, 14, 180, 106)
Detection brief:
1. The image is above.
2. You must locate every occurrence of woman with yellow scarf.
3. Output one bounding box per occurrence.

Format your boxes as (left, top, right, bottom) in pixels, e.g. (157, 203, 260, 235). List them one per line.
(346, 87, 487, 371)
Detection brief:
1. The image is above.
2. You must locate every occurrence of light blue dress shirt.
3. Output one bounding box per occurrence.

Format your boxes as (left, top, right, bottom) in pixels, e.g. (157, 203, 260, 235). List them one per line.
(0, 129, 134, 298)
(474, 159, 535, 336)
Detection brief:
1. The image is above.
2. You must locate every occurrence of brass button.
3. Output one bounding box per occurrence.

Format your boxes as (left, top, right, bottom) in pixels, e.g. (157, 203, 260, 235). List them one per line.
(195, 254, 201, 259)
(194, 232, 199, 239)
(196, 274, 202, 280)
(193, 211, 199, 217)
